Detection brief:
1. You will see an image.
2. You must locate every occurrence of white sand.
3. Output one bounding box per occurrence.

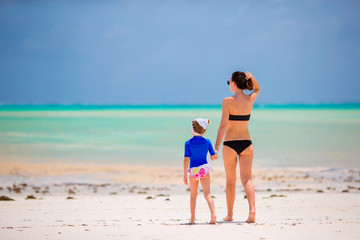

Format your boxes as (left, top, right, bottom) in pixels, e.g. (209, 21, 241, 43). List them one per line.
(1, 193, 359, 240)
(0, 162, 360, 239)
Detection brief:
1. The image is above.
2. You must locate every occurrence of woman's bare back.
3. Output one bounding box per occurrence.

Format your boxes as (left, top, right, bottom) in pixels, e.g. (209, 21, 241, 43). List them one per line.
(224, 94, 254, 141)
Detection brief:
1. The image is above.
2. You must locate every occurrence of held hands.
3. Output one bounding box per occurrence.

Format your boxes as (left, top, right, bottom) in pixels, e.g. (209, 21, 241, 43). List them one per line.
(183, 174, 188, 185)
(212, 145, 219, 160)
(210, 154, 219, 161)
(214, 146, 219, 156)
(245, 71, 253, 80)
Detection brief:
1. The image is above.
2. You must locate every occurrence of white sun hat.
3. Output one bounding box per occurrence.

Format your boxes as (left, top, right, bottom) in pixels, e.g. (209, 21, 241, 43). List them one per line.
(191, 118, 209, 136)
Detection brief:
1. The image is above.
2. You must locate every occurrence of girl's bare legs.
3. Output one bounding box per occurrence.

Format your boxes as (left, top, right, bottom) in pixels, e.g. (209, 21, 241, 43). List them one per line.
(222, 146, 238, 221)
(200, 174, 217, 224)
(189, 176, 199, 223)
(239, 145, 256, 223)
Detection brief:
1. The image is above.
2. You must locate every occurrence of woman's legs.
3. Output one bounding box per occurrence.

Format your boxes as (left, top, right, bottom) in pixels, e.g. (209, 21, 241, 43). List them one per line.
(189, 176, 199, 223)
(200, 174, 216, 224)
(222, 146, 238, 221)
(239, 145, 256, 223)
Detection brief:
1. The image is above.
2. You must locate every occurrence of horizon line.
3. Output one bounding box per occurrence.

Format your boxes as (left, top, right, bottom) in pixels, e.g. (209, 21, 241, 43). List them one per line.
(0, 102, 359, 110)
(0, 100, 359, 106)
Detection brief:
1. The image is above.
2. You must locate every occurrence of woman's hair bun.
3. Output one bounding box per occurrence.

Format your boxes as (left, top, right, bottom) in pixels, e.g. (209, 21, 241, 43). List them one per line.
(231, 71, 253, 90)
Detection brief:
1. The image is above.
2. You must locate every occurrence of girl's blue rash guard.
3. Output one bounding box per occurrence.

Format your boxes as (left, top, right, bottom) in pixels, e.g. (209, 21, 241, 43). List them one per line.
(184, 136, 216, 168)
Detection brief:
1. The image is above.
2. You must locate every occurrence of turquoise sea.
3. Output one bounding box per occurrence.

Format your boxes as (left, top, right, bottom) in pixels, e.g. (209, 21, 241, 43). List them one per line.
(0, 104, 359, 168)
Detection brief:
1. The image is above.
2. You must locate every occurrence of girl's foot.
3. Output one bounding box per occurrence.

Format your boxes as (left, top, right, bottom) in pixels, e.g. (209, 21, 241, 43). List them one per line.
(245, 211, 256, 223)
(209, 215, 217, 224)
(189, 217, 195, 224)
(223, 215, 233, 221)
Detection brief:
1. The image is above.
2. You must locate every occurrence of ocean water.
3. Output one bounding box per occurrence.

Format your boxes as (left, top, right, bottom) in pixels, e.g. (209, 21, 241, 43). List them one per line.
(0, 104, 359, 168)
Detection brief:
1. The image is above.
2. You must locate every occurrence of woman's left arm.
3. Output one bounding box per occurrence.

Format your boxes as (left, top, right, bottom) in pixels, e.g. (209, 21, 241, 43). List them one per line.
(214, 98, 230, 154)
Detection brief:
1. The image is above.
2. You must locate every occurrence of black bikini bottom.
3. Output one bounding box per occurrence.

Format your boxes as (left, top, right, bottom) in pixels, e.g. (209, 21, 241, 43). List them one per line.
(223, 140, 252, 155)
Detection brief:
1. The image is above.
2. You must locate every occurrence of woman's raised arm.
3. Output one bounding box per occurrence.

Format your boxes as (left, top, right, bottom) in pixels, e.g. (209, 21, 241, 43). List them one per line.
(246, 72, 260, 102)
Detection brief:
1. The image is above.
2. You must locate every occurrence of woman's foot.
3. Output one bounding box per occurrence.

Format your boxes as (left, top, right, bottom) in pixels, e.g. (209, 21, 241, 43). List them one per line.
(245, 210, 256, 223)
(209, 215, 217, 224)
(189, 216, 195, 224)
(223, 215, 233, 221)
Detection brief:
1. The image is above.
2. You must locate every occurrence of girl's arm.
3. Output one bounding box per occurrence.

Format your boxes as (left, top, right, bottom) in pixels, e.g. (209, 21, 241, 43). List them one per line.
(214, 98, 230, 153)
(209, 141, 218, 160)
(183, 157, 190, 185)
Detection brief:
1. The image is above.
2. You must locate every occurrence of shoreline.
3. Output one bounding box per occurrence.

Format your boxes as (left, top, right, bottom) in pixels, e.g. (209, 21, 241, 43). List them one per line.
(0, 161, 359, 191)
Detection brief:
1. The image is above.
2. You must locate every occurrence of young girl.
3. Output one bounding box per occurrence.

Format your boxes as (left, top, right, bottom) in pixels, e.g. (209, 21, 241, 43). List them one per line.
(183, 118, 218, 224)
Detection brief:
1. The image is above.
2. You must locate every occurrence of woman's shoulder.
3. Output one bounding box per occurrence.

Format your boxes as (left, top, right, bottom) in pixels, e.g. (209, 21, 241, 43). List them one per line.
(223, 96, 234, 101)
(222, 96, 234, 105)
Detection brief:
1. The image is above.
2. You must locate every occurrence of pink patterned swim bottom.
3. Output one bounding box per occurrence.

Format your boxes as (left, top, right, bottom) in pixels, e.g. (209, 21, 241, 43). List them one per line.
(187, 164, 213, 180)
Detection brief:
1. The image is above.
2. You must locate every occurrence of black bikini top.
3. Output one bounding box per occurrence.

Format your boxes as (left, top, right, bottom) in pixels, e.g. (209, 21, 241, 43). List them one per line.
(229, 114, 251, 121)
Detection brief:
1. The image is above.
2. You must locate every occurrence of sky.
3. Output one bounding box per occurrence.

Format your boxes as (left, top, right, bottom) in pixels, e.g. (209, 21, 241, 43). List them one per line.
(0, 0, 359, 105)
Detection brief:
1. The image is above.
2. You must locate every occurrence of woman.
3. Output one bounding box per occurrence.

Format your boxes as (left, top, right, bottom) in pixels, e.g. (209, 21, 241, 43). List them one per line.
(214, 71, 260, 223)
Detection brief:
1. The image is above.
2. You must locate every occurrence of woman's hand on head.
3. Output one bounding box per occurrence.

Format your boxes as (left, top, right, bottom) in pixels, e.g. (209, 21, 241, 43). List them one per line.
(245, 71, 253, 80)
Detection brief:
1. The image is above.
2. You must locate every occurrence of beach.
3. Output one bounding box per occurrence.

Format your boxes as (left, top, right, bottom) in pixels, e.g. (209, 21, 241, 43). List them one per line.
(1, 105, 360, 239)
(2, 0, 360, 238)
(1, 162, 360, 240)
